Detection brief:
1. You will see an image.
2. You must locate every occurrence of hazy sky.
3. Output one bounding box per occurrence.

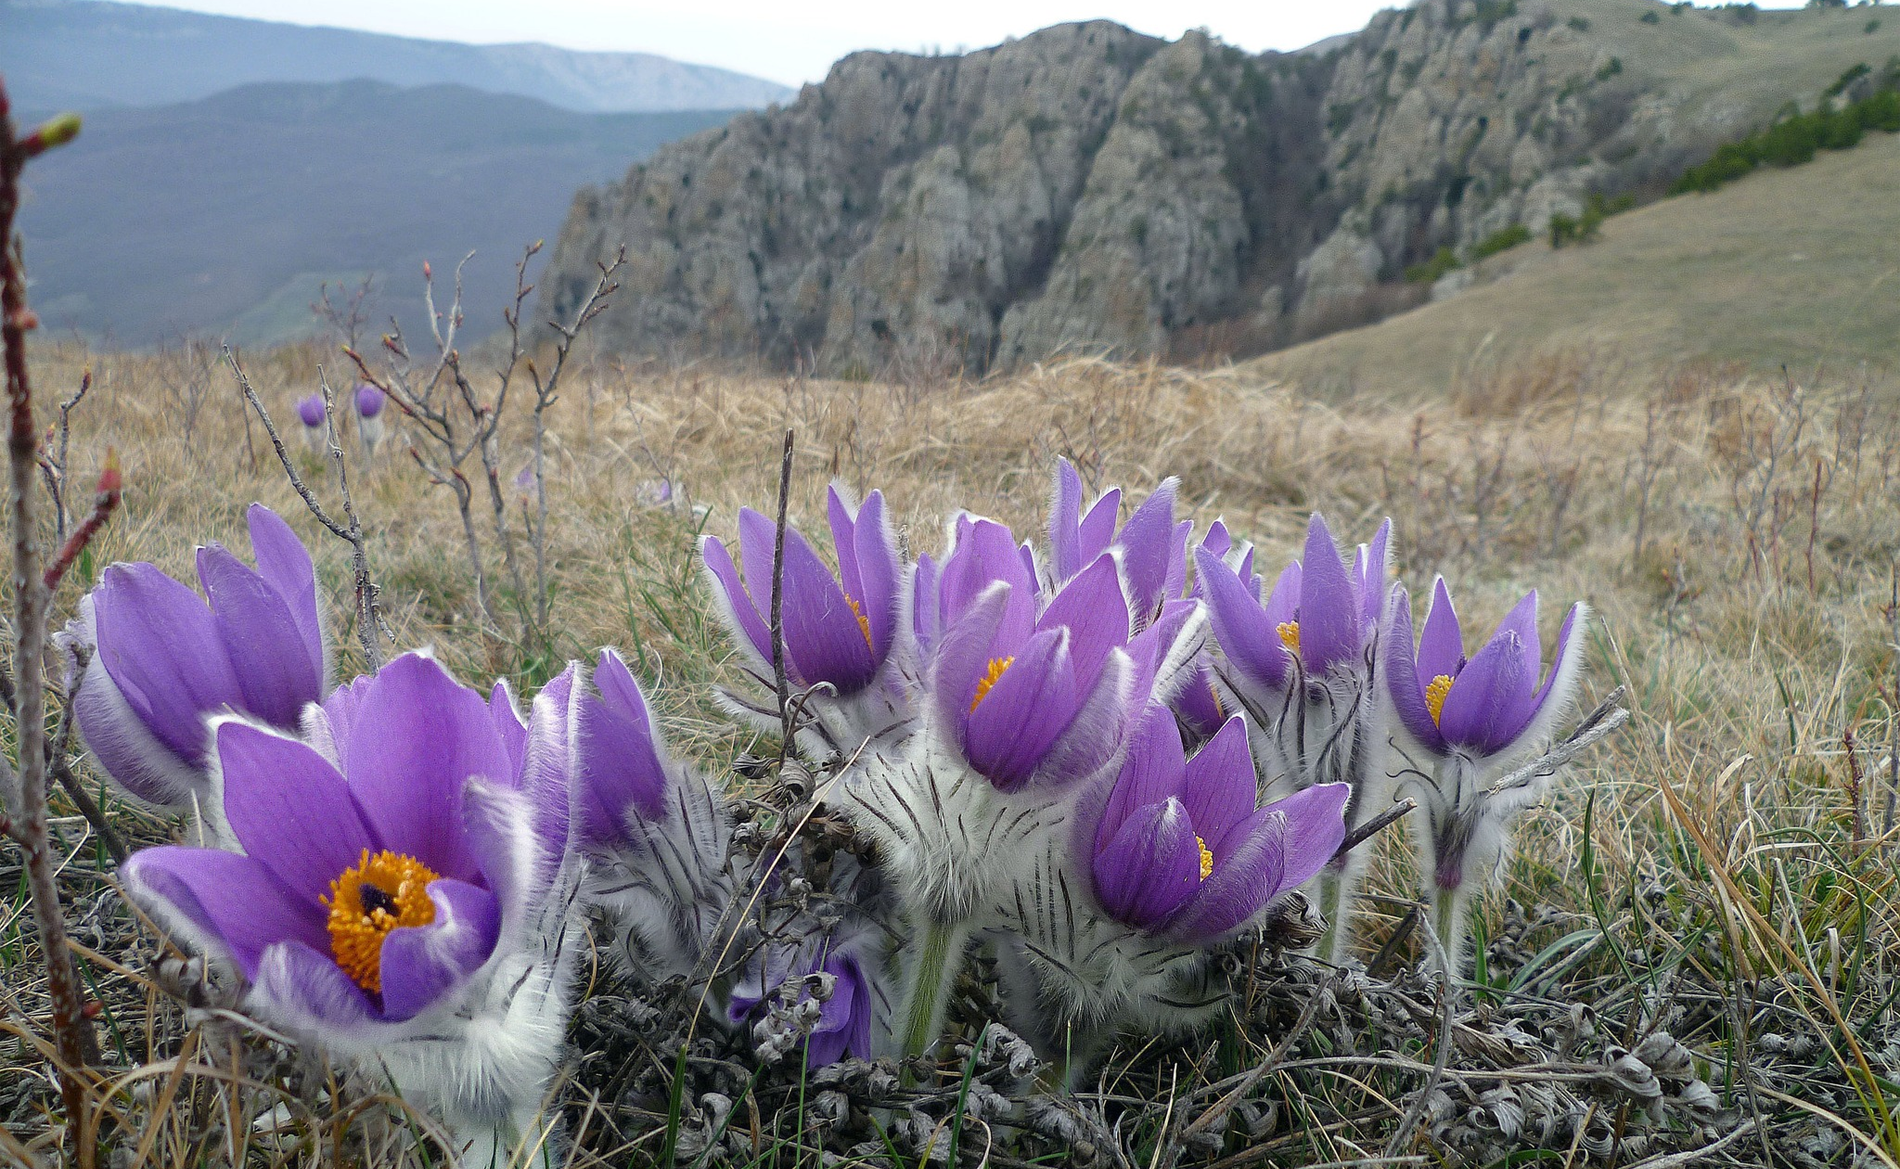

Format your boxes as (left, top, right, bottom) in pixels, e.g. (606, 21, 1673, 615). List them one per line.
(144, 1, 1806, 88)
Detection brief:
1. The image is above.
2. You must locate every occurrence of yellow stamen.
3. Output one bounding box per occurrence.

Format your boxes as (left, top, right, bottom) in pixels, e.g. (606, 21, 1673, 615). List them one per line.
(1209, 682, 1224, 721)
(1276, 620, 1300, 651)
(970, 656, 1015, 712)
(1197, 836, 1215, 881)
(1425, 674, 1455, 726)
(846, 595, 874, 650)
(323, 848, 440, 993)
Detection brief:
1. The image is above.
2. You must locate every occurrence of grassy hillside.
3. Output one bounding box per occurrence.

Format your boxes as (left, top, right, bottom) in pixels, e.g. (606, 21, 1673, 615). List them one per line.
(1255, 130, 1900, 398)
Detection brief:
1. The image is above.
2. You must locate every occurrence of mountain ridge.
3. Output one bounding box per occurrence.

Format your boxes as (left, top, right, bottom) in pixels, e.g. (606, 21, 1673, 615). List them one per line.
(0, 0, 795, 113)
(16, 79, 739, 344)
(537, 0, 1900, 373)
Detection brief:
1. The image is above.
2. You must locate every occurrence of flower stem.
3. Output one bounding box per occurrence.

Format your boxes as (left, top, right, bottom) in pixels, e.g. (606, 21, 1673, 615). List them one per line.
(1431, 884, 1466, 980)
(898, 916, 970, 1078)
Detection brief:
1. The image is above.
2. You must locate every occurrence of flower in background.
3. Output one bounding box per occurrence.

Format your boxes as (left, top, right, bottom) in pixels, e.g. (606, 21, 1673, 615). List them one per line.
(1046, 459, 1187, 625)
(1193, 512, 1394, 963)
(121, 652, 587, 1165)
(295, 393, 326, 450)
(571, 648, 734, 982)
(354, 383, 386, 453)
(63, 505, 328, 822)
(702, 484, 907, 754)
(728, 929, 886, 1068)
(1385, 580, 1588, 966)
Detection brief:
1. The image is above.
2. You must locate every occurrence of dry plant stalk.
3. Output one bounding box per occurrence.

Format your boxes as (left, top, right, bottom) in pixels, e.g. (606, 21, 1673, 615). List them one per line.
(1, 80, 104, 1167)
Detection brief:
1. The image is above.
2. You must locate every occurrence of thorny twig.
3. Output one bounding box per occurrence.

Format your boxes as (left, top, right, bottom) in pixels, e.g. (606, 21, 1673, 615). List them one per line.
(43, 452, 120, 594)
(225, 345, 386, 668)
(1, 83, 98, 1165)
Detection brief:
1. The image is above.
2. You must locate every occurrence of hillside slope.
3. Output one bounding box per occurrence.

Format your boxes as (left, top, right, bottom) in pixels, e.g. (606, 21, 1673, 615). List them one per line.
(1251, 132, 1900, 397)
(15, 82, 737, 345)
(537, 0, 1900, 372)
(0, 0, 793, 113)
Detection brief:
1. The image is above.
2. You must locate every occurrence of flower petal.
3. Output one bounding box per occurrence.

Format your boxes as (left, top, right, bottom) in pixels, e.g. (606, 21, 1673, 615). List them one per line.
(1298, 514, 1361, 674)
(245, 504, 325, 687)
(1437, 628, 1533, 755)
(121, 846, 325, 982)
(1170, 807, 1282, 940)
(912, 553, 942, 653)
(214, 720, 377, 905)
(941, 518, 1036, 641)
(196, 544, 321, 729)
(67, 600, 209, 808)
(781, 525, 879, 691)
(1036, 552, 1129, 684)
(1259, 781, 1350, 892)
(1384, 587, 1447, 754)
(377, 878, 501, 1021)
(578, 650, 670, 846)
(1416, 577, 1466, 684)
(337, 653, 509, 883)
(1096, 710, 1190, 853)
(1180, 715, 1257, 854)
(489, 680, 528, 775)
(1195, 545, 1287, 693)
(852, 490, 900, 654)
(1093, 796, 1202, 930)
(251, 939, 376, 1032)
(1116, 479, 1177, 619)
(91, 563, 242, 764)
(701, 534, 772, 664)
(1358, 518, 1392, 626)
(961, 626, 1077, 792)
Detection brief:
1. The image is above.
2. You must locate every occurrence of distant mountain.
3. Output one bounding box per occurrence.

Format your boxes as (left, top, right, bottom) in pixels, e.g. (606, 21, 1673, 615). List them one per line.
(0, 0, 794, 113)
(538, 0, 1900, 373)
(14, 80, 738, 344)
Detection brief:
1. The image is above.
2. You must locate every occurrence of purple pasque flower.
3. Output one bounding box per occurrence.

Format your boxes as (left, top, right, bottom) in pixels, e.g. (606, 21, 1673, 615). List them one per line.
(728, 933, 884, 1068)
(929, 548, 1136, 794)
(1090, 713, 1348, 941)
(1384, 580, 1591, 968)
(295, 393, 326, 429)
(1046, 459, 1187, 626)
(911, 512, 1038, 658)
(121, 652, 587, 1158)
(354, 384, 385, 418)
(64, 504, 329, 815)
(702, 486, 905, 752)
(1385, 578, 1587, 764)
(572, 649, 735, 980)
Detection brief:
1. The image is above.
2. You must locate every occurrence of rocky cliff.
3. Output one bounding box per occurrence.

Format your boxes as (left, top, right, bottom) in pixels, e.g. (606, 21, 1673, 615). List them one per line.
(541, 0, 1900, 372)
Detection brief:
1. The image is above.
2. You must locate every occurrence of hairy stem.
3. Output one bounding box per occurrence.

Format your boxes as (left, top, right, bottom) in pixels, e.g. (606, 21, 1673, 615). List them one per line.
(1432, 884, 1467, 981)
(898, 916, 971, 1078)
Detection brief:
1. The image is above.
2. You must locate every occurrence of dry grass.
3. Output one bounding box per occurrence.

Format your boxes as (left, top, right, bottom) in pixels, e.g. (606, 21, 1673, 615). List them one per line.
(4, 336, 1899, 1165)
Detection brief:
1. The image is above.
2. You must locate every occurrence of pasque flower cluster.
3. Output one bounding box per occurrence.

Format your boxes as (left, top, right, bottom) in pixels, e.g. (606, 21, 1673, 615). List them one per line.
(80, 462, 1605, 1160)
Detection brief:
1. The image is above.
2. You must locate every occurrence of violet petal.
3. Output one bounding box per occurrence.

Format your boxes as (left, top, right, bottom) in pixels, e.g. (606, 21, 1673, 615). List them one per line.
(377, 878, 501, 1021)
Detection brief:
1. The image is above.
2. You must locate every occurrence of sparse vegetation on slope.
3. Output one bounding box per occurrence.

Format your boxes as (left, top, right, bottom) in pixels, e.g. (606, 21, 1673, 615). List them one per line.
(7, 337, 1898, 1166)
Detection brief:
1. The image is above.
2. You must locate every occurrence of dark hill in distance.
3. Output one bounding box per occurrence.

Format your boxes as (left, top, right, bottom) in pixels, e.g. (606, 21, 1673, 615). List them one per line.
(15, 80, 739, 345)
(0, 0, 794, 113)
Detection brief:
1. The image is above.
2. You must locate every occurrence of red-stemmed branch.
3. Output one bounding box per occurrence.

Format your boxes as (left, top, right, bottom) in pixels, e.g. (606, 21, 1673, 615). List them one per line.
(1, 81, 98, 1167)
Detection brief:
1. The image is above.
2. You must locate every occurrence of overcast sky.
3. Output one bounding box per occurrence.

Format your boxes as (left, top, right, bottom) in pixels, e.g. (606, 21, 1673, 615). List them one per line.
(143, 1, 1805, 88)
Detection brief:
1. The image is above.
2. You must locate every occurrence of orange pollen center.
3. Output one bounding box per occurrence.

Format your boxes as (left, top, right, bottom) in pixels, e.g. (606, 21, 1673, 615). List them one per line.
(970, 656, 1015, 711)
(1197, 836, 1214, 881)
(1425, 674, 1455, 726)
(1209, 682, 1224, 720)
(1276, 620, 1301, 651)
(846, 595, 874, 650)
(322, 848, 439, 993)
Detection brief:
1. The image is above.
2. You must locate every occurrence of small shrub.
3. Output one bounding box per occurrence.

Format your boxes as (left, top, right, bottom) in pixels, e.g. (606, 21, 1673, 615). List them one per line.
(1471, 222, 1532, 260)
(1404, 246, 1461, 284)
(1640, 11, 1662, 24)
(1597, 57, 1624, 82)
(1568, 15, 1591, 31)
(1868, 21, 1882, 37)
